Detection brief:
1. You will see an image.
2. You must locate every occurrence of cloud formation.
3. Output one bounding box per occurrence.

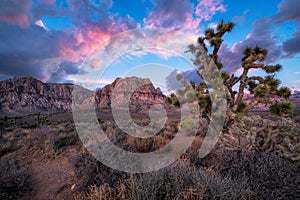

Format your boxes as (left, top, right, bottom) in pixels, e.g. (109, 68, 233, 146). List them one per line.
(219, 0, 300, 73)
(220, 17, 282, 73)
(144, 0, 195, 30)
(232, 10, 249, 25)
(273, 0, 300, 57)
(0, 0, 226, 83)
(144, 0, 226, 33)
(195, 0, 226, 21)
(0, 0, 139, 82)
(0, 0, 32, 28)
(1, 0, 298, 86)
(166, 69, 203, 91)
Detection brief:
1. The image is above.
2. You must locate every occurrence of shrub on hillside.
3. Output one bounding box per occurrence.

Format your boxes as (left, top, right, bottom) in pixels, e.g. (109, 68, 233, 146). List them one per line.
(212, 150, 300, 199)
(74, 158, 252, 200)
(0, 158, 31, 200)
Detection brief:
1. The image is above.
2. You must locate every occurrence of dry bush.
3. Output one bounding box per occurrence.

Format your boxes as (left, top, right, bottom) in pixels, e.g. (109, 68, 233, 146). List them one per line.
(186, 136, 205, 163)
(74, 158, 252, 200)
(0, 158, 31, 200)
(53, 131, 79, 150)
(0, 129, 29, 157)
(212, 150, 300, 199)
(68, 152, 128, 192)
(22, 124, 79, 158)
(153, 135, 167, 149)
(126, 134, 169, 152)
(74, 184, 127, 200)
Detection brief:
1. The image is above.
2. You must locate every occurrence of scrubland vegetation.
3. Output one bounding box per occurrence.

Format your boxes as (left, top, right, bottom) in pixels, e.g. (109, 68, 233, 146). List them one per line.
(0, 111, 299, 199)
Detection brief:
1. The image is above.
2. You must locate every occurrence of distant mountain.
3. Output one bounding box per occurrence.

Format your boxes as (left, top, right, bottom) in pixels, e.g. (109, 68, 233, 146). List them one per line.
(243, 93, 300, 111)
(0, 76, 166, 117)
(2, 76, 296, 118)
(292, 90, 300, 98)
(0, 76, 82, 117)
(94, 77, 165, 111)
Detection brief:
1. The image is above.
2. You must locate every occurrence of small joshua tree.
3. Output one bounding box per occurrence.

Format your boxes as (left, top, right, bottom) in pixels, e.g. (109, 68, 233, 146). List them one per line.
(186, 20, 294, 127)
(34, 112, 41, 127)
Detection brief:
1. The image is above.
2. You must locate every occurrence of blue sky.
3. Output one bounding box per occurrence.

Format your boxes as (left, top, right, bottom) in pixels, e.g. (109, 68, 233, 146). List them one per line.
(0, 0, 299, 92)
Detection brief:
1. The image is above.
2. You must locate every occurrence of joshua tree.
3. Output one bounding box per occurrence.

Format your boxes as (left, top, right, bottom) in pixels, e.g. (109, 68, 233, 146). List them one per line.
(0, 120, 4, 134)
(186, 20, 294, 127)
(34, 112, 41, 127)
(165, 93, 180, 107)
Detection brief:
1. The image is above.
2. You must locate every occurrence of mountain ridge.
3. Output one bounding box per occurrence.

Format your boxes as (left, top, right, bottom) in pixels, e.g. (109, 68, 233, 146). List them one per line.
(0, 76, 166, 117)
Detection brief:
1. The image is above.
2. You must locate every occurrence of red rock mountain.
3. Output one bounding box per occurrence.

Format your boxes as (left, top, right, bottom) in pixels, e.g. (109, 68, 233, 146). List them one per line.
(0, 76, 166, 117)
(94, 77, 165, 111)
(0, 76, 77, 117)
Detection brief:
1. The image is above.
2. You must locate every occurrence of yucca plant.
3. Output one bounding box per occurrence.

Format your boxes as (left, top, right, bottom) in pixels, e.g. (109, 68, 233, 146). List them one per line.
(270, 101, 295, 117)
(183, 20, 294, 129)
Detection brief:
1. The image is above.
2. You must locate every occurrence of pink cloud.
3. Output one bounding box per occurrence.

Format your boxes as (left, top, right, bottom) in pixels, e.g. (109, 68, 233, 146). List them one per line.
(0, 0, 32, 28)
(39, 0, 56, 4)
(0, 14, 30, 28)
(58, 30, 111, 63)
(195, 0, 226, 21)
(144, 0, 226, 35)
(34, 19, 48, 30)
(144, 0, 196, 30)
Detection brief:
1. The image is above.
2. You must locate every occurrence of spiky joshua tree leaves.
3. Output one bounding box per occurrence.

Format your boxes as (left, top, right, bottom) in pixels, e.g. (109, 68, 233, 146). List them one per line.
(186, 20, 294, 128)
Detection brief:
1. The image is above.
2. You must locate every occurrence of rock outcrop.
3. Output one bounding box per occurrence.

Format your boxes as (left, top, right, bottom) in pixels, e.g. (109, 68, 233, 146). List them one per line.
(0, 76, 77, 117)
(0, 76, 167, 117)
(95, 77, 165, 112)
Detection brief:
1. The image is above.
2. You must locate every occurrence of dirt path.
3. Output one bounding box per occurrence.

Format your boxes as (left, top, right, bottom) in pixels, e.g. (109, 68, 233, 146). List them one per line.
(21, 157, 75, 200)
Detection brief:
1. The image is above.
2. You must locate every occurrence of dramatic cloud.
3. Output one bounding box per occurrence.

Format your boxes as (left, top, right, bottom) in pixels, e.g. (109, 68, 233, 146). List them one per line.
(144, 0, 195, 29)
(144, 0, 225, 33)
(48, 61, 83, 82)
(272, 0, 300, 23)
(0, 0, 32, 28)
(0, 0, 139, 82)
(282, 29, 300, 56)
(39, 0, 56, 4)
(59, 0, 139, 62)
(220, 17, 282, 73)
(166, 69, 203, 91)
(195, 0, 226, 21)
(0, 0, 298, 86)
(273, 0, 300, 57)
(0, 20, 79, 81)
(219, 0, 300, 73)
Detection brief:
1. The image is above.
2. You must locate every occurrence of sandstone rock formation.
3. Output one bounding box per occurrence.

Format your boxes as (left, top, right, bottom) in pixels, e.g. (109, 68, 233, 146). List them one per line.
(95, 77, 166, 112)
(0, 76, 76, 117)
(0, 76, 167, 117)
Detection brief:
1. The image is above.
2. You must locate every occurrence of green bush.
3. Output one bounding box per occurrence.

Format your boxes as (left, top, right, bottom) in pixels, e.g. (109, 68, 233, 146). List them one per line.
(270, 101, 295, 117)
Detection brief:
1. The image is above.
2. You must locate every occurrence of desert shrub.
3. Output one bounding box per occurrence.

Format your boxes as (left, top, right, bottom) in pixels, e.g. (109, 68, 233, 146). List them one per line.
(0, 158, 31, 200)
(68, 152, 128, 192)
(126, 159, 251, 200)
(153, 135, 167, 149)
(0, 129, 28, 157)
(212, 150, 300, 199)
(270, 101, 295, 117)
(53, 131, 79, 150)
(75, 158, 252, 200)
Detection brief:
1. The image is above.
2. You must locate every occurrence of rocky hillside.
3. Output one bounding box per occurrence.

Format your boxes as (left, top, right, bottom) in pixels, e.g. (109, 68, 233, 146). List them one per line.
(95, 77, 165, 112)
(0, 76, 79, 117)
(0, 76, 166, 117)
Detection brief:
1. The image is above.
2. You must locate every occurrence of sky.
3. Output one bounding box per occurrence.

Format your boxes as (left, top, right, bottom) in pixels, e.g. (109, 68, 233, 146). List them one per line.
(0, 0, 299, 92)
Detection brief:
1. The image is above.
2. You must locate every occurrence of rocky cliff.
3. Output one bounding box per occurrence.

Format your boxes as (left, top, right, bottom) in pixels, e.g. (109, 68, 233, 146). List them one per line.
(95, 77, 165, 112)
(0, 76, 77, 117)
(0, 76, 166, 117)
